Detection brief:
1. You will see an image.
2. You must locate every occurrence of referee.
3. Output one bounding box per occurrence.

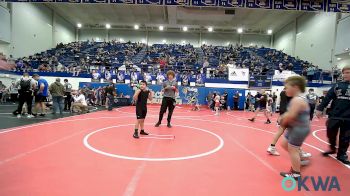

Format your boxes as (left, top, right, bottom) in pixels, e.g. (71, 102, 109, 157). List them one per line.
(155, 70, 178, 128)
(316, 65, 350, 165)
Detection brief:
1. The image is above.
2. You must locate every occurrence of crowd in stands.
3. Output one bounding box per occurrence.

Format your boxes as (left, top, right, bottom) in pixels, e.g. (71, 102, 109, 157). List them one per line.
(141, 44, 200, 76)
(0, 41, 343, 83)
(7, 40, 144, 76)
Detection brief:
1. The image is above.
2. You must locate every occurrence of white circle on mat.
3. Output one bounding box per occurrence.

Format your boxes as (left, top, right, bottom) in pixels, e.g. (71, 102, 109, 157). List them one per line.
(83, 123, 224, 161)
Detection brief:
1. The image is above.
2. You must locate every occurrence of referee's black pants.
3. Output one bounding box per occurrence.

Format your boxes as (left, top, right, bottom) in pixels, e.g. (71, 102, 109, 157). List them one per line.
(326, 119, 350, 160)
(158, 97, 175, 124)
(309, 103, 316, 120)
(15, 91, 33, 115)
(64, 92, 72, 110)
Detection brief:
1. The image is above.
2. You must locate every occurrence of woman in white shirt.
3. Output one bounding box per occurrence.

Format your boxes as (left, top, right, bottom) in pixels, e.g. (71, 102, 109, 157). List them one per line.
(71, 90, 88, 113)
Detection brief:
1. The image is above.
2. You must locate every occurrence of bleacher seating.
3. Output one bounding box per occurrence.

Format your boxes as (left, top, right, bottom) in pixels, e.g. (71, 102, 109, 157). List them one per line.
(10, 41, 335, 82)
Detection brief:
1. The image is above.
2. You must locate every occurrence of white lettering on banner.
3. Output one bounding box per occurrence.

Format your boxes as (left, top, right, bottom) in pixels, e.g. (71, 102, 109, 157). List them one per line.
(228, 68, 249, 81)
(273, 70, 299, 82)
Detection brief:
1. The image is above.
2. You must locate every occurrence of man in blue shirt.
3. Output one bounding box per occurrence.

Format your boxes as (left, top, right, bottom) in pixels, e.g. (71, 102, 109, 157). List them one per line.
(32, 74, 49, 117)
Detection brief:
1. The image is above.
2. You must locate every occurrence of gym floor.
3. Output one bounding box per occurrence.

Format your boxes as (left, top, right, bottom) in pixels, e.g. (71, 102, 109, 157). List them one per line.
(0, 105, 349, 196)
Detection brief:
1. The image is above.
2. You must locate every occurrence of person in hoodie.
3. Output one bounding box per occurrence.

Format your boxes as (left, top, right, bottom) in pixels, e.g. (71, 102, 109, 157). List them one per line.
(316, 65, 350, 165)
(49, 78, 65, 115)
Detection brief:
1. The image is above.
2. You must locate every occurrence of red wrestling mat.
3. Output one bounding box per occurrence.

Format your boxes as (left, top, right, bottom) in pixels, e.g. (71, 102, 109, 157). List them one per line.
(0, 106, 349, 196)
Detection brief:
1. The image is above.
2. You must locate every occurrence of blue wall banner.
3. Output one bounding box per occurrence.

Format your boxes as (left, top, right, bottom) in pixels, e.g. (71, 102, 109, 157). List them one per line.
(30, 0, 55, 2)
(82, 0, 108, 3)
(300, 0, 326, 11)
(55, 0, 81, 2)
(191, 0, 217, 7)
(116, 70, 126, 83)
(246, 0, 273, 9)
(165, 0, 190, 6)
(195, 73, 205, 87)
(3, 0, 350, 13)
(327, 0, 350, 12)
(218, 0, 245, 7)
(109, 0, 135, 3)
(273, 0, 299, 10)
(137, 0, 163, 4)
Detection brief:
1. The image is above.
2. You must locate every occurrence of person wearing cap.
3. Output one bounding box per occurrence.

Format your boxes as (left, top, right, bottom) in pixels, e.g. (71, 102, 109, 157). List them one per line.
(316, 65, 350, 165)
(49, 78, 65, 115)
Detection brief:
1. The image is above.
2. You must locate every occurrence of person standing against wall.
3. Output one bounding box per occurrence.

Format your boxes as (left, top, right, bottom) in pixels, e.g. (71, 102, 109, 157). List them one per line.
(64, 79, 72, 111)
(245, 92, 251, 111)
(306, 88, 318, 121)
(254, 91, 262, 110)
(222, 91, 228, 110)
(105, 82, 116, 111)
(49, 78, 65, 115)
(233, 91, 240, 110)
(316, 65, 350, 165)
(0, 81, 6, 103)
(271, 92, 278, 114)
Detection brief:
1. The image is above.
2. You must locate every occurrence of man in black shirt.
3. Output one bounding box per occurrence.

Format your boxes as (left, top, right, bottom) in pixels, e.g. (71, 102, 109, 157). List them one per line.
(267, 88, 291, 155)
(233, 91, 239, 110)
(272, 92, 278, 114)
(279, 89, 292, 115)
(248, 91, 271, 124)
(223, 91, 228, 110)
(316, 65, 350, 165)
(133, 81, 153, 139)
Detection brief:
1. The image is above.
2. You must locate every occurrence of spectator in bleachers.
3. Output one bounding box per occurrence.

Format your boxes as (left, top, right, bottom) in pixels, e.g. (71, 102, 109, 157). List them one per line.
(307, 66, 316, 82)
(203, 59, 209, 68)
(9, 41, 332, 83)
(56, 62, 64, 72)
